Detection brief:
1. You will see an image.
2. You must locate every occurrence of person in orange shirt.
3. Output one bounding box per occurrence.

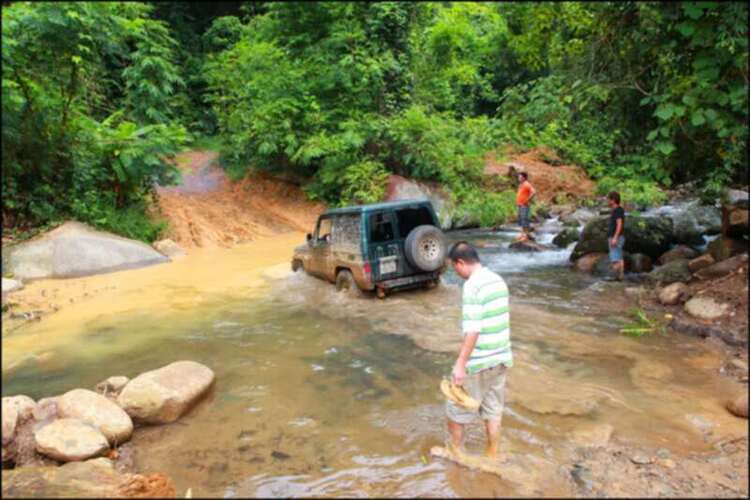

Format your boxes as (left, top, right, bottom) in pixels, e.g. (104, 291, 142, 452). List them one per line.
(515, 172, 536, 241)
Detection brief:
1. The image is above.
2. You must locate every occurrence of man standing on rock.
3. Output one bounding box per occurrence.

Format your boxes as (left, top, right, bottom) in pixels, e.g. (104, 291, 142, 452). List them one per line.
(445, 241, 512, 460)
(515, 172, 536, 242)
(607, 191, 625, 280)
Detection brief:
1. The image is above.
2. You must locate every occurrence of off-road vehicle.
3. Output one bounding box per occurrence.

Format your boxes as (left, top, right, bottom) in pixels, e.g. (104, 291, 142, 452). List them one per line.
(291, 200, 447, 298)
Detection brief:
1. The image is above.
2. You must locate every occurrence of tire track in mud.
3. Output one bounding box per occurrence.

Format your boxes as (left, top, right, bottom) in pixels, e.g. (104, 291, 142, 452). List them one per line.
(155, 150, 325, 249)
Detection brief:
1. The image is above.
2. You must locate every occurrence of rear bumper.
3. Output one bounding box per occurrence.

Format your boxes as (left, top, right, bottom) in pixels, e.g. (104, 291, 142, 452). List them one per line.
(377, 271, 440, 291)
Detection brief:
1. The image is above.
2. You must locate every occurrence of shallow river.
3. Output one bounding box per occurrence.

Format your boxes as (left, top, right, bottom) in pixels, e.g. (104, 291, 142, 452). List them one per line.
(2, 224, 745, 497)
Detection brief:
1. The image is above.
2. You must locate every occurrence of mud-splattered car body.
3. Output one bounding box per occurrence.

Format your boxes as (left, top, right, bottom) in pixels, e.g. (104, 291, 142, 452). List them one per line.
(292, 200, 446, 298)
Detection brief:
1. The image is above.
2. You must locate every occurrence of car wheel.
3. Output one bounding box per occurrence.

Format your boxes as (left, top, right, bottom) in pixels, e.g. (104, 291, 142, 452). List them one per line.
(404, 225, 446, 272)
(335, 270, 361, 297)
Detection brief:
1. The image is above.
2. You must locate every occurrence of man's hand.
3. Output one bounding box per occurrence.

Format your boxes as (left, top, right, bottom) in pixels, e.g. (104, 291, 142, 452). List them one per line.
(452, 362, 466, 386)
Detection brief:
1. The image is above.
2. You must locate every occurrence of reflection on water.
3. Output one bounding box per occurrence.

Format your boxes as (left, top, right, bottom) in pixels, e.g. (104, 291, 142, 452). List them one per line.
(1, 229, 745, 497)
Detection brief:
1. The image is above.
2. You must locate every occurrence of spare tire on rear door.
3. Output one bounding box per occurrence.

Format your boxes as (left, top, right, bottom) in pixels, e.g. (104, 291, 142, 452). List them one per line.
(404, 225, 446, 272)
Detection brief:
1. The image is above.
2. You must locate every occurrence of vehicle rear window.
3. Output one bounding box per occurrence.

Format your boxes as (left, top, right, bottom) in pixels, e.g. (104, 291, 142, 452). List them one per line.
(369, 212, 394, 243)
(332, 215, 360, 250)
(396, 207, 434, 238)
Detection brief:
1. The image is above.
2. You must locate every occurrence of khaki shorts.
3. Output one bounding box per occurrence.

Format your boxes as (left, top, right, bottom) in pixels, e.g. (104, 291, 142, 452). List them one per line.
(446, 363, 507, 424)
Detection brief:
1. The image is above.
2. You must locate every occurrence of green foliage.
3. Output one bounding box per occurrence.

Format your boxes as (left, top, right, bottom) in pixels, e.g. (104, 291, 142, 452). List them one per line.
(2, 2, 187, 240)
(4, 1, 748, 238)
(459, 189, 516, 228)
(620, 308, 668, 338)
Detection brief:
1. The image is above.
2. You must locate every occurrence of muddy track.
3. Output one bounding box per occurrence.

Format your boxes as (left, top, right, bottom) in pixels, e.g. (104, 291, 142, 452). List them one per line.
(154, 151, 325, 249)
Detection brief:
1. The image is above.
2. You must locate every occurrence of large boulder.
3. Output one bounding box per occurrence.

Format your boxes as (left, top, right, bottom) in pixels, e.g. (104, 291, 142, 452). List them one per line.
(2, 221, 169, 281)
(570, 216, 673, 261)
(658, 283, 690, 306)
(671, 203, 722, 245)
(726, 394, 748, 419)
(684, 296, 730, 321)
(688, 254, 715, 273)
(627, 253, 653, 273)
(574, 253, 606, 273)
(726, 189, 749, 209)
(707, 236, 748, 262)
(1, 278, 23, 294)
(34, 419, 109, 462)
(694, 253, 748, 280)
(658, 245, 699, 265)
(1, 458, 177, 498)
(2, 396, 36, 464)
(152, 239, 186, 259)
(384, 175, 457, 230)
(646, 259, 692, 285)
(57, 389, 133, 445)
(95, 376, 130, 397)
(117, 361, 215, 424)
(559, 208, 598, 227)
(552, 228, 579, 248)
(723, 207, 749, 239)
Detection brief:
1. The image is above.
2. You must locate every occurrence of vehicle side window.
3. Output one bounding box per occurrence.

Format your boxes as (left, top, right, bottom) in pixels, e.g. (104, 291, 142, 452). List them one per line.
(332, 214, 360, 250)
(396, 207, 433, 238)
(316, 218, 332, 243)
(369, 212, 394, 243)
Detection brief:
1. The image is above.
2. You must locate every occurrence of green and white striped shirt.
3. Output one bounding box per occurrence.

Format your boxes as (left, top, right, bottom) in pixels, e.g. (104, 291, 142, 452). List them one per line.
(462, 266, 513, 374)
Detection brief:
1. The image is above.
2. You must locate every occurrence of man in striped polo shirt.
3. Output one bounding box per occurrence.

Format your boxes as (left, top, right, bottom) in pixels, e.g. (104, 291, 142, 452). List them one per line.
(446, 241, 512, 460)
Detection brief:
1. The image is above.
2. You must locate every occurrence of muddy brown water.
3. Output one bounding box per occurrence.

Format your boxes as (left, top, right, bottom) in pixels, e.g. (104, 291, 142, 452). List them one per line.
(2, 228, 746, 497)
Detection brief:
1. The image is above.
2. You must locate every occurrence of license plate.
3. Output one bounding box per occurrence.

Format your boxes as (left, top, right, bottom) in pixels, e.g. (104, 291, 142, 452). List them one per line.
(380, 259, 397, 274)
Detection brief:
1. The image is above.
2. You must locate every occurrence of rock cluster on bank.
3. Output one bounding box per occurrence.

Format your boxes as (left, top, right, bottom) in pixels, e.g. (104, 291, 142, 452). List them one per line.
(1, 361, 214, 479)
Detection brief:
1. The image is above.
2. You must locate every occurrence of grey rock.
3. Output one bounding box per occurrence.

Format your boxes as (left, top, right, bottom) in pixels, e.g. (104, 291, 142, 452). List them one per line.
(2, 221, 169, 281)
(658, 245, 699, 265)
(152, 239, 186, 259)
(647, 259, 692, 285)
(708, 236, 748, 262)
(629, 451, 653, 465)
(658, 282, 690, 306)
(117, 361, 215, 424)
(695, 253, 748, 280)
(672, 202, 722, 244)
(684, 296, 729, 320)
(688, 253, 715, 273)
(627, 253, 653, 273)
(571, 216, 674, 261)
(1, 278, 23, 293)
(552, 227, 579, 248)
(34, 418, 109, 462)
(726, 394, 748, 418)
(95, 376, 130, 397)
(57, 389, 133, 445)
(560, 208, 598, 227)
(384, 175, 457, 230)
(726, 189, 749, 209)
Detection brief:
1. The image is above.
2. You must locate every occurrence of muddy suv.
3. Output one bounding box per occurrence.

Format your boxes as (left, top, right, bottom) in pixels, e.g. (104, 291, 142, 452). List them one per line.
(292, 200, 447, 298)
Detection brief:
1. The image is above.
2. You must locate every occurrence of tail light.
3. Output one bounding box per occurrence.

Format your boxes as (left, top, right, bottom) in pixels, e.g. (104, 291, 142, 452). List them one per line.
(364, 262, 372, 276)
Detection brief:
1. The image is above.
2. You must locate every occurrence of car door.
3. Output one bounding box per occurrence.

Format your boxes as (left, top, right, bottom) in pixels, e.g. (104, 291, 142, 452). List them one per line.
(309, 216, 333, 278)
(367, 211, 401, 281)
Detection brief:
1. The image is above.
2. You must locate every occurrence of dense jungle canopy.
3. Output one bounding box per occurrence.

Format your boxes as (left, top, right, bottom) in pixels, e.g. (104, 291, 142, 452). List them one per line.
(2, 1, 748, 241)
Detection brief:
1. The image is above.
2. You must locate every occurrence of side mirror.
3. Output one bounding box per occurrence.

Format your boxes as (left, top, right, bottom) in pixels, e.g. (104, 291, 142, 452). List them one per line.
(306, 233, 312, 243)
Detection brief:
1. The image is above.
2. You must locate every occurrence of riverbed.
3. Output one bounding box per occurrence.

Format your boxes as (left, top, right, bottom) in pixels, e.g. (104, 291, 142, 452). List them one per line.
(2, 226, 747, 497)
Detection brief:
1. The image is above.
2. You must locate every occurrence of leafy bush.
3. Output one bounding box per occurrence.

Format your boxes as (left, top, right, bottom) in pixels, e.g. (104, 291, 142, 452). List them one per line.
(2, 2, 187, 240)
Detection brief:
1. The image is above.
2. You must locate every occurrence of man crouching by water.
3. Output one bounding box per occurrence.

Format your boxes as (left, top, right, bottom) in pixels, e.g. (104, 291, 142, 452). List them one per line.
(446, 241, 512, 460)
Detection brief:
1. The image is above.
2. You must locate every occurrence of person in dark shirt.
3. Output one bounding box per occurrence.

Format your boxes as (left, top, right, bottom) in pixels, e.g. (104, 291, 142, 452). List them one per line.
(607, 191, 625, 280)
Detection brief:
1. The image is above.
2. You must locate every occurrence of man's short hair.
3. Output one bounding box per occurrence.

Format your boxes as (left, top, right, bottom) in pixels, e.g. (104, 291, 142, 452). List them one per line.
(448, 241, 480, 264)
(519, 171, 529, 180)
(607, 191, 621, 204)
